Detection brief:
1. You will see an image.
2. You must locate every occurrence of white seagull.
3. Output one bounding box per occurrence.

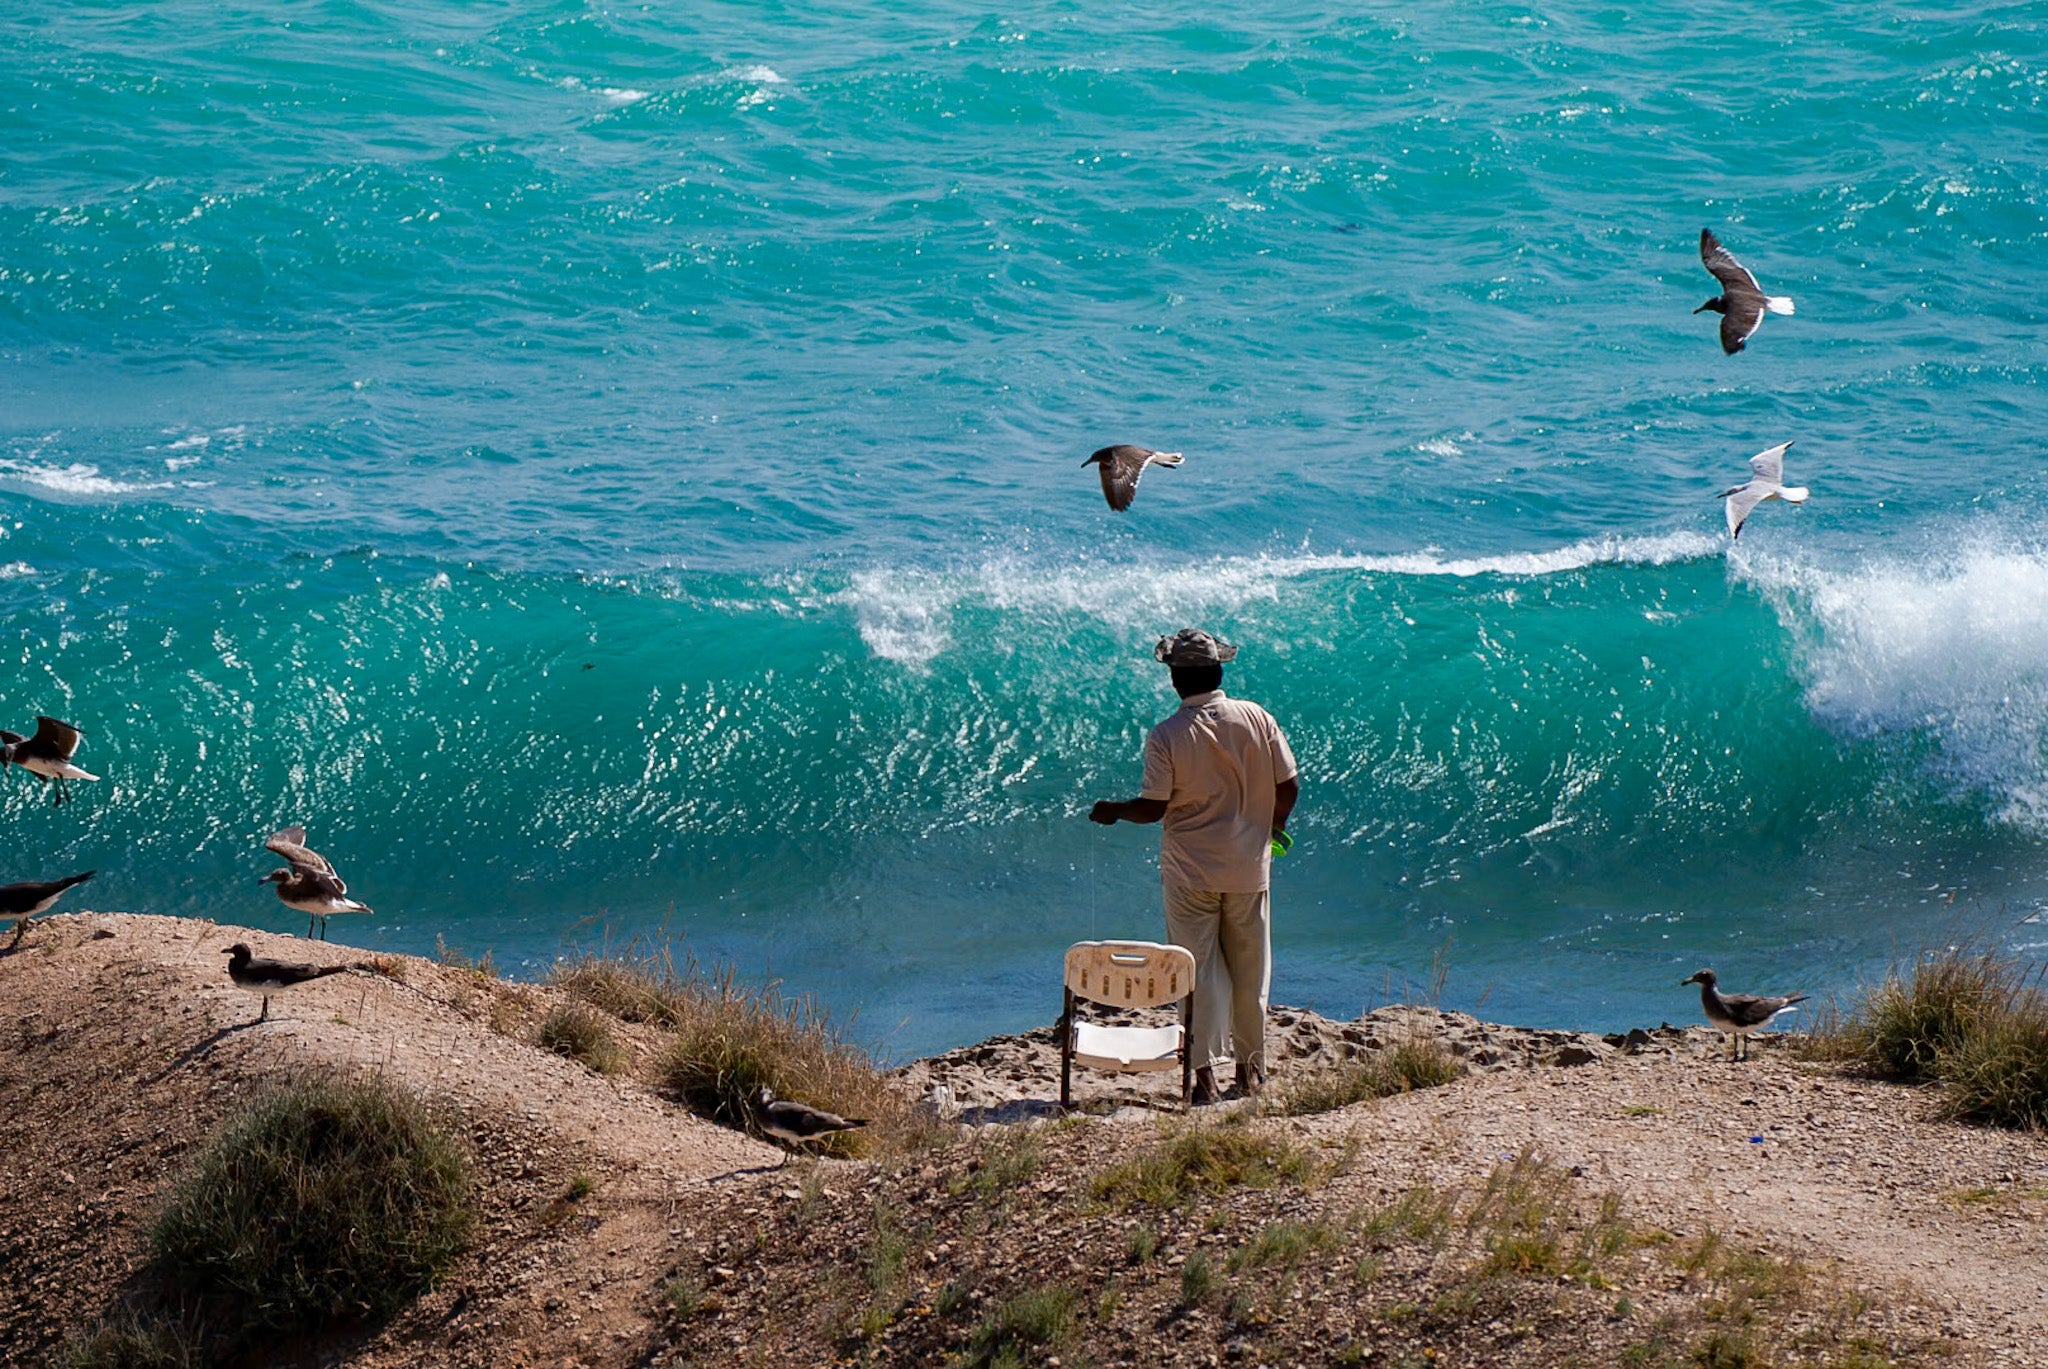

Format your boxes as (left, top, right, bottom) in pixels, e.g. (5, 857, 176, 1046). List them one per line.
(1719, 441, 1807, 540)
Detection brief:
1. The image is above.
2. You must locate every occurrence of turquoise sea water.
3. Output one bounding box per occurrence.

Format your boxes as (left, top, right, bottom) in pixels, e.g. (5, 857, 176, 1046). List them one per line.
(5, 2, 2047, 1056)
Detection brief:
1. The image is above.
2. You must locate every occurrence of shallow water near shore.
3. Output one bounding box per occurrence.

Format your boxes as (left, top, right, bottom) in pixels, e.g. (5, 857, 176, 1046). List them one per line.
(4, 1, 2048, 1057)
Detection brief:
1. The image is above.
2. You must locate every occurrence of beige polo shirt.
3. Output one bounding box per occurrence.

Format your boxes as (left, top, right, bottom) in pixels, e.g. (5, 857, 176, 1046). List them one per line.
(1140, 689, 1298, 894)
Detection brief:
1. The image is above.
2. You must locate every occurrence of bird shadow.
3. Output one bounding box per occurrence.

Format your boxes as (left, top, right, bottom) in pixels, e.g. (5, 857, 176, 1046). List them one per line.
(146, 1021, 263, 1083)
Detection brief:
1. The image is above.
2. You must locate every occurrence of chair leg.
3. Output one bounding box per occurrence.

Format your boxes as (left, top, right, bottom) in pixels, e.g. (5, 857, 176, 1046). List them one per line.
(1180, 992, 1194, 1110)
(1059, 987, 1074, 1110)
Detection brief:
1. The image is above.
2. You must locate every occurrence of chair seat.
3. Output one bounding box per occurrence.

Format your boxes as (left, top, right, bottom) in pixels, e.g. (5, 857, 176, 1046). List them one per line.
(1072, 1020, 1184, 1072)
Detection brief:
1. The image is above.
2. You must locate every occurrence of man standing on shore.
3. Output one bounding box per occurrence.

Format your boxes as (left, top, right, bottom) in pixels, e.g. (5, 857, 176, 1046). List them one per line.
(1090, 629, 1299, 1104)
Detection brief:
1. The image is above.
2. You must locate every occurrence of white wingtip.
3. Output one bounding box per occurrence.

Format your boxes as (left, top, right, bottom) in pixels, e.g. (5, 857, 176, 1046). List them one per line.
(1154, 451, 1185, 466)
(1766, 296, 1795, 316)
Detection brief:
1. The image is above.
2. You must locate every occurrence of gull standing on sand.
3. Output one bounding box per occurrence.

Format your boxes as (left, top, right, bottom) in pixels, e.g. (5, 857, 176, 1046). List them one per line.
(1084, 445, 1183, 511)
(1695, 228, 1795, 354)
(1719, 441, 1807, 540)
(755, 1085, 867, 1164)
(1, 871, 94, 949)
(1682, 969, 1807, 1061)
(222, 942, 351, 1023)
(259, 825, 373, 940)
(1, 716, 99, 806)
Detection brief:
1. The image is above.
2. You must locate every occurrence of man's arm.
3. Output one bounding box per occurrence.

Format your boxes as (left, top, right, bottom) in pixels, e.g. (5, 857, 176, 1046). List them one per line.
(1089, 797, 1167, 826)
(1272, 776, 1299, 833)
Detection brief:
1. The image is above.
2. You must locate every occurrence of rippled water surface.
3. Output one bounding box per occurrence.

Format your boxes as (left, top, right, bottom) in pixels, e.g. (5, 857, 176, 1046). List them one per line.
(4, 1, 2046, 1054)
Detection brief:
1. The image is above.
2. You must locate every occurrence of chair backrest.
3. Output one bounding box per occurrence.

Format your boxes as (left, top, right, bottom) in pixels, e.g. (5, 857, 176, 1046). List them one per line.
(1064, 940, 1196, 1010)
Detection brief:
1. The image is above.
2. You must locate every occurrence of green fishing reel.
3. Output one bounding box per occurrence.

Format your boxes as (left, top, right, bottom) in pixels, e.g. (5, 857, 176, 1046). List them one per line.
(1270, 829, 1293, 858)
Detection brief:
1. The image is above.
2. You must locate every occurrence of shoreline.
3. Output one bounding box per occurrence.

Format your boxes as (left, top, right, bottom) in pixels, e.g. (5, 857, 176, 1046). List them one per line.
(3, 911, 2044, 1366)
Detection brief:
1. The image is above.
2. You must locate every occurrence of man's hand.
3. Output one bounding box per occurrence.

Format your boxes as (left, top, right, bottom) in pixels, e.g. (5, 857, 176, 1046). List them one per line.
(1089, 797, 1167, 826)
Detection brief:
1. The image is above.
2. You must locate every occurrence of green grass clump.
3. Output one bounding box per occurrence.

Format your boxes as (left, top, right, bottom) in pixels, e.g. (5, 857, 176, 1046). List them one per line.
(1812, 943, 2048, 1131)
(1934, 1007, 2048, 1130)
(1227, 1218, 1341, 1273)
(1177, 1253, 1218, 1310)
(1852, 947, 2023, 1080)
(1090, 1116, 1318, 1208)
(50, 1316, 203, 1369)
(534, 1003, 629, 1075)
(1270, 1037, 1463, 1116)
(151, 1072, 473, 1338)
(959, 1286, 1077, 1368)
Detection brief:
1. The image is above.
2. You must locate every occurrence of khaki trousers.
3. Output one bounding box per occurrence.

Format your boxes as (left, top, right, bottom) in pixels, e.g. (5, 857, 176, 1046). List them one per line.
(1162, 885, 1271, 1075)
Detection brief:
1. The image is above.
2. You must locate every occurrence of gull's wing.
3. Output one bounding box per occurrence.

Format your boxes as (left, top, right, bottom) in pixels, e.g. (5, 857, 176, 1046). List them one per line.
(266, 825, 338, 878)
(30, 717, 82, 760)
(1700, 229, 1764, 298)
(1720, 300, 1765, 353)
(1748, 442, 1792, 485)
(1723, 481, 1770, 539)
(1715, 991, 1804, 1028)
(1092, 445, 1152, 511)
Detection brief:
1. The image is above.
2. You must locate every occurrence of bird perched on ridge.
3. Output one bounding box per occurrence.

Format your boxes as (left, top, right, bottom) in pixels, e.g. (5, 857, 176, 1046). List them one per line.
(1, 716, 99, 806)
(755, 1085, 868, 1164)
(1682, 969, 1807, 1061)
(1695, 228, 1795, 354)
(1719, 441, 1808, 540)
(222, 942, 351, 1023)
(1084, 444, 1183, 511)
(260, 825, 373, 940)
(1, 871, 94, 949)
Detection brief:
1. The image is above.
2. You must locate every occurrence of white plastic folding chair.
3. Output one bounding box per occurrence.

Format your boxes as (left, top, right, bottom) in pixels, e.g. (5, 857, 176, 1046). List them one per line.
(1059, 940, 1198, 1111)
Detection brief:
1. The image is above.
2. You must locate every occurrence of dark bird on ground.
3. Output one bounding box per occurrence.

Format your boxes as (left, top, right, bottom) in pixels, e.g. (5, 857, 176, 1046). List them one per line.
(1682, 969, 1807, 1061)
(1695, 228, 1795, 354)
(756, 1085, 868, 1164)
(1, 871, 93, 949)
(1, 716, 99, 806)
(1084, 445, 1184, 511)
(260, 825, 373, 940)
(1719, 441, 1809, 540)
(222, 942, 350, 1023)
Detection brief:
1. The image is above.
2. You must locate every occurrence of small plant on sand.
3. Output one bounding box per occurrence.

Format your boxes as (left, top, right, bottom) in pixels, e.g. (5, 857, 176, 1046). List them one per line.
(665, 1274, 706, 1320)
(1933, 1003, 2048, 1130)
(535, 1002, 628, 1075)
(1269, 1037, 1463, 1116)
(960, 1286, 1077, 1367)
(1177, 1252, 1218, 1311)
(1227, 1217, 1342, 1273)
(151, 1071, 473, 1341)
(51, 1315, 204, 1369)
(949, 1127, 1043, 1203)
(434, 934, 498, 978)
(1123, 1222, 1159, 1264)
(1090, 1114, 1317, 1208)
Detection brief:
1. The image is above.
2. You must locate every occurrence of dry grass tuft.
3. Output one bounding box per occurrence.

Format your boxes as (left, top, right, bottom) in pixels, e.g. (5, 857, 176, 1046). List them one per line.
(1268, 1036, 1464, 1116)
(549, 935, 937, 1158)
(1090, 1114, 1319, 1208)
(534, 1003, 629, 1075)
(1811, 942, 2048, 1130)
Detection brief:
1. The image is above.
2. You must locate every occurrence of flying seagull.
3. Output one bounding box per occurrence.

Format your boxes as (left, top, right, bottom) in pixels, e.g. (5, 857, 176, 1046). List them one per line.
(1084, 445, 1184, 512)
(1, 871, 94, 949)
(1695, 228, 1795, 354)
(260, 825, 373, 940)
(222, 942, 350, 1023)
(755, 1085, 868, 1164)
(1, 716, 99, 806)
(1719, 441, 1808, 540)
(1682, 969, 1807, 1061)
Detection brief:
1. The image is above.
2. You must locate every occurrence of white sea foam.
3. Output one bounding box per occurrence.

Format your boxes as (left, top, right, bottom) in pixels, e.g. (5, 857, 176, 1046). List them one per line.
(0, 461, 170, 496)
(164, 433, 210, 451)
(1740, 538, 2048, 830)
(835, 533, 1719, 664)
(0, 562, 34, 578)
(599, 87, 648, 105)
(723, 64, 785, 85)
